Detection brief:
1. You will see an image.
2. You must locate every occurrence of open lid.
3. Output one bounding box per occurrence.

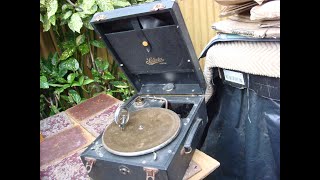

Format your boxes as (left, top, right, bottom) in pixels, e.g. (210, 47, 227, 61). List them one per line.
(90, 0, 206, 95)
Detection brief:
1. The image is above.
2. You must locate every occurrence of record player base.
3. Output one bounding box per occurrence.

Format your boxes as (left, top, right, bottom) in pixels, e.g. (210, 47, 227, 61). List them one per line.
(40, 94, 219, 179)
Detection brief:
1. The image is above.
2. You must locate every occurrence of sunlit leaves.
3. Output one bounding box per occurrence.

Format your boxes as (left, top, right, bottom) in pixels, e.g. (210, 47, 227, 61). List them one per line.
(46, 0, 58, 19)
(40, 76, 49, 89)
(110, 81, 128, 88)
(68, 13, 83, 33)
(90, 40, 105, 48)
(59, 58, 79, 71)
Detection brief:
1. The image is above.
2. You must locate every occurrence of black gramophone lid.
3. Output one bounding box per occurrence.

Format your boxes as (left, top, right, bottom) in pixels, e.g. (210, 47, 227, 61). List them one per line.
(90, 0, 206, 95)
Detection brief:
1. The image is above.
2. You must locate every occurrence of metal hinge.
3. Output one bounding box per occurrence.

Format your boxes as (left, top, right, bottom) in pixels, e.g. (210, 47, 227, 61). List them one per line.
(143, 167, 159, 180)
(94, 13, 107, 22)
(150, 3, 166, 11)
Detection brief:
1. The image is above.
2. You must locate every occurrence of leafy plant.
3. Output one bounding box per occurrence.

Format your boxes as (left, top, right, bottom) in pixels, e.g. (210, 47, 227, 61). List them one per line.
(40, 52, 95, 118)
(40, 0, 153, 119)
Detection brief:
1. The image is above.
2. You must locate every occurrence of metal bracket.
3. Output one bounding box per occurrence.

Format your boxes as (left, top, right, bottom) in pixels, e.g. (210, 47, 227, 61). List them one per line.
(143, 167, 159, 180)
(163, 83, 175, 92)
(114, 106, 130, 130)
(84, 157, 96, 173)
(139, 96, 168, 109)
(150, 3, 166, 11)
(134, 96, 146, 106)
(94, 14, 107, 22)
(119, 165, 131, 175)
(181, 118, 203, 155)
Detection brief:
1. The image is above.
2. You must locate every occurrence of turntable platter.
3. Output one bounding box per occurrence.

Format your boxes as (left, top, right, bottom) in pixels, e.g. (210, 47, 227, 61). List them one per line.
(102, 107, 181, 156)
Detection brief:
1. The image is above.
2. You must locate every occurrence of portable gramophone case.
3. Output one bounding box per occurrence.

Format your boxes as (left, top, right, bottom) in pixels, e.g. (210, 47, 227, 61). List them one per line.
(80, 1, 209, 179)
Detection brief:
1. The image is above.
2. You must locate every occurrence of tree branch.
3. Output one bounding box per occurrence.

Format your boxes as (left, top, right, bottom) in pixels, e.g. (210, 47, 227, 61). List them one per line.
(88, 38, 96, 70)
(66, 0, 83, 12)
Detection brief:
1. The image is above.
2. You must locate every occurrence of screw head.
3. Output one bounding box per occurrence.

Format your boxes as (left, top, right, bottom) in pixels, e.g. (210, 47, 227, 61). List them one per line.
(142, 41, 149, 47)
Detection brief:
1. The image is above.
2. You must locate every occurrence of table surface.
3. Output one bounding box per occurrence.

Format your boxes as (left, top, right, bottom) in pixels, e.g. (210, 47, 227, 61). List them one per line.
(40, 93, 219, 179)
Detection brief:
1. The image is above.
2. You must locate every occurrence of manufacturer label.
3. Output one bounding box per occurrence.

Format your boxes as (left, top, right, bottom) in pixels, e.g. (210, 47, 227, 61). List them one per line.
(223, 70, 245, 85)
(146, 57, 166, 65)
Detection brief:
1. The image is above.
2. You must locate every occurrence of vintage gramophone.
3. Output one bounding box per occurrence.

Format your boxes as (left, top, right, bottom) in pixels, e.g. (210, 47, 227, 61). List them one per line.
(80, 1, 208, 179)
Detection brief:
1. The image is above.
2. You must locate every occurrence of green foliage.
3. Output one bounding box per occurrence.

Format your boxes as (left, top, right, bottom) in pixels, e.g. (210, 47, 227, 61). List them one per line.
(78, 43, 90, 55)
(62, 10, 72, 20)
(46, 0, 58, 19)
(60, 47, 76, 60)
(110, 81, 128, 88)
(68, 89, 82, 104)
(95, 58, 109, 71)
(40, 52, 96, 118)
(112, 0, 131, 8)
(40, 0, 153, 119)
(68, 13, 83, 33)
(96, 0, 114, 11)
(40, 76, 49, 89)
(40, 0, 148, 119)
(90, 40, 105, 48)
(40, 0, 154, 33)
(59, 58, 79, 71)
(42, 14, 51, 31)
(76, 34, 86, 46)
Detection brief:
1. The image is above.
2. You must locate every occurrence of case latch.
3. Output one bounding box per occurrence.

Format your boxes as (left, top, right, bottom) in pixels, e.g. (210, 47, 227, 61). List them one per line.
(143, 167, 159, 180)
(84, 157, 96, 173)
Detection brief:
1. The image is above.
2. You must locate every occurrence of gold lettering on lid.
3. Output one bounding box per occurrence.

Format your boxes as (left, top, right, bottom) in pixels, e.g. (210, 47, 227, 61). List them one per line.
(146, 57, 166, 65)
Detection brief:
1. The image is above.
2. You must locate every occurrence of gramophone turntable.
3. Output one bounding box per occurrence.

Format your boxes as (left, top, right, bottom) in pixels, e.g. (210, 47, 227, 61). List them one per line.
(80, 1, 208, 179)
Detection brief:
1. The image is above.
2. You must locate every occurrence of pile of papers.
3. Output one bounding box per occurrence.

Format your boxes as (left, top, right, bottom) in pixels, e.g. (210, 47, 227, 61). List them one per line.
(213, 0, 280, 38)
